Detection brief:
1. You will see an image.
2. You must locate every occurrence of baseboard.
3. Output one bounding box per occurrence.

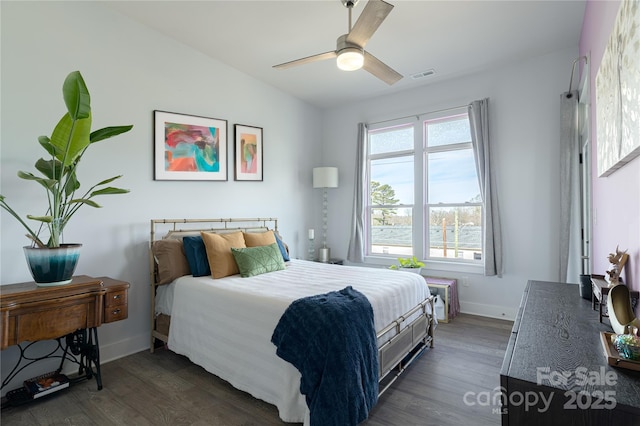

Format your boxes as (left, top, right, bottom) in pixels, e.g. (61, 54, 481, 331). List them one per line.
(460, 301, 517, 321)
(99, 332, 149, 365)
(58, 333, 148, 380)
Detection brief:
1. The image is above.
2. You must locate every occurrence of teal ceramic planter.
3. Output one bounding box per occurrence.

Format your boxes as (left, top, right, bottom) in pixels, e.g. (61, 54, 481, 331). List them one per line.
(23, 244, 82, 286)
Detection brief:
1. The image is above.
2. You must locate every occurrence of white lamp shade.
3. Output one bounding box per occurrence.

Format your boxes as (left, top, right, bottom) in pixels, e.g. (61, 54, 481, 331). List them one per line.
(313, 167, 339, 188)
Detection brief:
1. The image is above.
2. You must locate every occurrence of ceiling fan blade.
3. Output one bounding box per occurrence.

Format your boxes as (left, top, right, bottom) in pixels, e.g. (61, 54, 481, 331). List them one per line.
(273, 51, 337, 69)
(346, 0, 394, 47)
(363, 51, 402, 85)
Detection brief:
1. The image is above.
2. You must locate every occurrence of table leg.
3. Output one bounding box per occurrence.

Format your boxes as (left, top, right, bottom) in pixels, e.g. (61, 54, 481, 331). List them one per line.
(66, 328, 102, 390)
(89, 327, 103, 390)
(599, 297, 604, 323)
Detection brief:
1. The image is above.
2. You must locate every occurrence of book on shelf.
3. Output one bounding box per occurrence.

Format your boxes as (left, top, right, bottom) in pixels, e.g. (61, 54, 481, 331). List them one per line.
(23, 371, 70, 399)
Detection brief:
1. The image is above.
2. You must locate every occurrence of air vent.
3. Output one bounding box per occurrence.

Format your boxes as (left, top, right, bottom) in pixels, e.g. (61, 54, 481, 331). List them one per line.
(411, 69, 435, 80)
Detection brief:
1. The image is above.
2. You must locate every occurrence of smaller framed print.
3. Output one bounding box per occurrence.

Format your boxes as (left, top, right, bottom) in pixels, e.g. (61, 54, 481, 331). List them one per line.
(154, 110, 227, 181)
(234, 124, 263, 181)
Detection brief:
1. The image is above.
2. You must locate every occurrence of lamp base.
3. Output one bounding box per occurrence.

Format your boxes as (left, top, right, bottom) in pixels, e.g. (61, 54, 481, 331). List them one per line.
(318, 247, 331, 263)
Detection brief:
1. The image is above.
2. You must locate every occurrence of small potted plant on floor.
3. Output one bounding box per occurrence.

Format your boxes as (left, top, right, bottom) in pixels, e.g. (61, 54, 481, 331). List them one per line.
(389, 256, 425, 274)
(0, 71, 133, 286)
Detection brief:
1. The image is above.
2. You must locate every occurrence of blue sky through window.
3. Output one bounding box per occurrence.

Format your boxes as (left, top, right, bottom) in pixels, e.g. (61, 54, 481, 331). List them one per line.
(428, 150, 480, 203)
(371, 156, 414, 204)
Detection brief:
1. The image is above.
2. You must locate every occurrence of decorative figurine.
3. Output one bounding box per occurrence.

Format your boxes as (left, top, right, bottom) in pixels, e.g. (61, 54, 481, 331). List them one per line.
(605, 246, 628, 284)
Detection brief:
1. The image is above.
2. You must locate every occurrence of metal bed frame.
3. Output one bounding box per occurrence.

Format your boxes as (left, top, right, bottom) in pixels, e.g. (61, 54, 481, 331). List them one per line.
(149, 218, 435, 398)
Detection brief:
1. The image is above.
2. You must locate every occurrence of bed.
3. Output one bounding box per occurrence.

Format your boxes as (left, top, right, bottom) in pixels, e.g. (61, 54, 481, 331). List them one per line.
(149, 218, 435, 424)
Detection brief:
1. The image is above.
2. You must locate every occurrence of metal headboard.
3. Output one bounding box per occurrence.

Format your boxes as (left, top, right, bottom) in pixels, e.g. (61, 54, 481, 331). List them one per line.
(148, 218, 279, 350)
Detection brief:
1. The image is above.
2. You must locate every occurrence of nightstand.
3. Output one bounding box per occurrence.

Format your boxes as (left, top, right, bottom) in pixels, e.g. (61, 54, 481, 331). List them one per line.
(423, 276, 459, 323)
(314, 258, 344, 265)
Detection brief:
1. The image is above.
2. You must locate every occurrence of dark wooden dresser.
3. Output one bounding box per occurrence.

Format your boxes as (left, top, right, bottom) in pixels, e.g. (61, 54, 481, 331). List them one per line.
(500, 280, 640, 425)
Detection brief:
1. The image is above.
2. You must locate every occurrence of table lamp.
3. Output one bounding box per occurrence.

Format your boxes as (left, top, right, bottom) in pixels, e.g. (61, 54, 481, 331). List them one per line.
(313, 167, 339, 262)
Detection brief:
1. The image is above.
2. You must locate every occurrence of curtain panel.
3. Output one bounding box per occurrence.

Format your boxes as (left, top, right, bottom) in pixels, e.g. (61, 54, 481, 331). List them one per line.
(468, 99, 503, 277)
(347, 122, 367, 263)
(559, 90, 581, 283)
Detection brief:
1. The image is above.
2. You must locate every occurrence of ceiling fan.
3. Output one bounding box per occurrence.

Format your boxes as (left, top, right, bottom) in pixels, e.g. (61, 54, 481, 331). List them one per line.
(273, 0, 402, 85)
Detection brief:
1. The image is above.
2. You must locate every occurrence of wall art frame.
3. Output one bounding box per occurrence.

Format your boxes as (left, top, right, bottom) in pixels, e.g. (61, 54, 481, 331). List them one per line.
(234, 124, 263, 181)
(154, 110, 227, 181)
(595, 0, 640, 177)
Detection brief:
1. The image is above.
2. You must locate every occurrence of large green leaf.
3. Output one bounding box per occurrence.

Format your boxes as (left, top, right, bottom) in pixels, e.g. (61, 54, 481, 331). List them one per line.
(68, 198, 100, 208)
(26, 214, 53, 223)
(90, 125, 133, 143)
(63, 71, 90, 121)
(35, 158, 63, 180)
(38, 136, 57, 156)
(91, 187, 129, 196)
(17, 171, 57, 190)
(63, 170, 80, 196)
(50, 112, 92, 166)
(95, 175, 123, 186)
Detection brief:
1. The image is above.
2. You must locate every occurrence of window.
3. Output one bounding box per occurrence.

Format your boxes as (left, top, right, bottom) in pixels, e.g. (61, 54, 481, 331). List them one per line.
(366, 109, 483, 270)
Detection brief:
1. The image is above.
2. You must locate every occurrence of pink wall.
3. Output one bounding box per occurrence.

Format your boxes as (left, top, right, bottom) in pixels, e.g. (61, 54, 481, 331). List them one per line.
(580, 0, 640, 293)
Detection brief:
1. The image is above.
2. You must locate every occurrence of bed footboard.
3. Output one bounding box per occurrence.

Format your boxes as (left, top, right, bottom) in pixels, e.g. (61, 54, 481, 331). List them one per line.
(152, 295, 436, 390)
(378, 294, 435, 396)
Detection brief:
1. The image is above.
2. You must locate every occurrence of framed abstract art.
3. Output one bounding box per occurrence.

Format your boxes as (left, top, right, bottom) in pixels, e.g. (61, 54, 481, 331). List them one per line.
(234, 124, 263, 181)
(595, 0, 640, 177)
(154, 110, 227, 181)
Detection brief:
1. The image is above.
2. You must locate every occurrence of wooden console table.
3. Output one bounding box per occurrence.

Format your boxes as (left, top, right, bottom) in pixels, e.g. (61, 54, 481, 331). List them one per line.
(0, 275, 129, 401)
(590, 274, 639, 323)
(501, 280, 640, 425)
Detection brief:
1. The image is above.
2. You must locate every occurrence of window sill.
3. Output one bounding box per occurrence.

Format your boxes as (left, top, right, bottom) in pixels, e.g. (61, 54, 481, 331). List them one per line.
(363, 256, 484, 275)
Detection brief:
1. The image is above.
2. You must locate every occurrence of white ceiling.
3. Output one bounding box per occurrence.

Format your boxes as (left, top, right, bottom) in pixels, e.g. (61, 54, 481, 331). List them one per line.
(107, 0, 586, 109)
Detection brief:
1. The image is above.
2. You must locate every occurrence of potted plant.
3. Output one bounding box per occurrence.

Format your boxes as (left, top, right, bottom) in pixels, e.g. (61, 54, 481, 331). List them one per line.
(389, 256, 425, 274)
(0, 71, 133, 286)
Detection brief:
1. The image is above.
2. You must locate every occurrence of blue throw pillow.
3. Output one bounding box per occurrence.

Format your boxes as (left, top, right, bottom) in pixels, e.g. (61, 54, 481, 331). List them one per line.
(182, 236, 211, 277)
(274, 232, 290, 261)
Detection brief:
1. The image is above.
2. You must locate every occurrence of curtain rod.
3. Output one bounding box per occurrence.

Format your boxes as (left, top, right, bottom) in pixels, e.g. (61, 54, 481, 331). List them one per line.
(368, 104, 467, 126)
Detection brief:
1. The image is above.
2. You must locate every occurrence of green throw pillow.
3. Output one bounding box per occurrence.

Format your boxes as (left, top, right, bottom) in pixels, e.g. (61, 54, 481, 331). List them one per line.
(231, 243, 286, 277)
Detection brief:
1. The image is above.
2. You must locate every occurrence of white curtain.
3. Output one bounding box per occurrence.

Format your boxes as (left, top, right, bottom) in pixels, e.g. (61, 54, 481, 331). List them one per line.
(347, 122, 367, 263)
(559, 91, 581, 283)
(468, 99, 503, 277)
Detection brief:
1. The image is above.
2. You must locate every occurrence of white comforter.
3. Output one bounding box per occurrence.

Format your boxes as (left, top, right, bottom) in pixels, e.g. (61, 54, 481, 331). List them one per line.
(163, 259, 429, 423)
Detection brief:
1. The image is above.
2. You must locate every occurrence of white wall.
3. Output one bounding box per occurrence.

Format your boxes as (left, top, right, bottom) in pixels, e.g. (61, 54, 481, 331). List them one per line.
(580, 0, 640, 294)
(0, 1, 321, 390)
(1, 0, 580, 394)
(322, 47, 578, 319)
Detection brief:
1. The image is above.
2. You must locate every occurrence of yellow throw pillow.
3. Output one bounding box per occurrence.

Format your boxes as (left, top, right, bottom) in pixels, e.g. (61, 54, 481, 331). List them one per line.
(201, 231, 247, 278)
(243, 230, 276, 247)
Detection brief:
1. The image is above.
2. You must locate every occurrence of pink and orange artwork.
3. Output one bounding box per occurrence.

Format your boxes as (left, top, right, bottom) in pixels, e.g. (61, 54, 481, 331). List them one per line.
(240, 133, 258, 174)
(164, 122, 219, 172)
(234, 124, 263, 181)
(154, 111, 227, 181)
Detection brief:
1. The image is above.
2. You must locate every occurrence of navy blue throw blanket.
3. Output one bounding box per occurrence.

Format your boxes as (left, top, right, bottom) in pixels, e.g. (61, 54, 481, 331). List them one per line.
(271, 286, 379, 426)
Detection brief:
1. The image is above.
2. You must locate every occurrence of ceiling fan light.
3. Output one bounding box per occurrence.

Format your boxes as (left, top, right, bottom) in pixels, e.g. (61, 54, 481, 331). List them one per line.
(337, 48, 364, 71)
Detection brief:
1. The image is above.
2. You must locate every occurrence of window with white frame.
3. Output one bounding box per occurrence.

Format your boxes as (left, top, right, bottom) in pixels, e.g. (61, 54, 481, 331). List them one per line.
(366, 108, 483, 268)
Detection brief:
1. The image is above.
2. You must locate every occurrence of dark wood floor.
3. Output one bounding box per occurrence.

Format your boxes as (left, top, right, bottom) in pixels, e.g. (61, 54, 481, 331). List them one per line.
(1, 314, 513, 425)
